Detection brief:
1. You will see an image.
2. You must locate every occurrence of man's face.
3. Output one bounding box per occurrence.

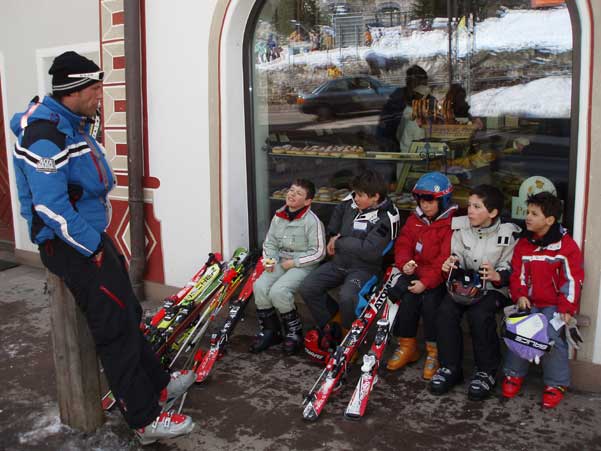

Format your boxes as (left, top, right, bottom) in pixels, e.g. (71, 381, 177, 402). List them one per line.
(70, 82, 103, 117)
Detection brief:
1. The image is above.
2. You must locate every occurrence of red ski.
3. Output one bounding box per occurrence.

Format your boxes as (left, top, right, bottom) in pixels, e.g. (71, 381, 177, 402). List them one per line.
(302, 267, 401, 421)
(344, 299, 399, 419)
(146, 252, 222, 329)
(195, 259, 265, 383)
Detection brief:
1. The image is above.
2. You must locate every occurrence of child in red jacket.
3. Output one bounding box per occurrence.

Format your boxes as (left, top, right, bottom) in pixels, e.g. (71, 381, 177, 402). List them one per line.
(386, 172, 457, 379)
(502, 191, 584, 408)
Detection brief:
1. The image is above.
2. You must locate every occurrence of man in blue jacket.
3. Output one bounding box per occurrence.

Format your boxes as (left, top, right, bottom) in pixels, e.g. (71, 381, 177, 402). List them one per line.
(11, 51, 194, 444)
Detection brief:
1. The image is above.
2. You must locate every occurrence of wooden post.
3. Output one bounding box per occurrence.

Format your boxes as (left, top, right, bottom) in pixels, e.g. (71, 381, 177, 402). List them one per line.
(47, 272, 104, 431)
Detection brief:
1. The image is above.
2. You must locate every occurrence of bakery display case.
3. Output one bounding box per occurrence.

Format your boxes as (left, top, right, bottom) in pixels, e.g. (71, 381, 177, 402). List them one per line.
(265, 126, 451, 225)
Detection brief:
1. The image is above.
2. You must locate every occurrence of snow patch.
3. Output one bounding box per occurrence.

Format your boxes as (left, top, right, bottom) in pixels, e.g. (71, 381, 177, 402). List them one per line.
(470, 75, 571, 118)
(18, 407, 65, 444)
(258, 7, 572, 71)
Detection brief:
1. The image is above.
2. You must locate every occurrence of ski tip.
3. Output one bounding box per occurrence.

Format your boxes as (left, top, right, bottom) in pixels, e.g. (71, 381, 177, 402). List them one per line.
(302, 404, 319, 422)
(343, 411, 362, 421)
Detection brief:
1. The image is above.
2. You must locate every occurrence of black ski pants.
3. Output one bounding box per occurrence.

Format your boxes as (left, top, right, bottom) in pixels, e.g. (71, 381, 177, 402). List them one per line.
(392, 284, 445, 342)
(436, 291, 506, 375)
(299, 261, 373, 329)
(39, 233, 169, 429)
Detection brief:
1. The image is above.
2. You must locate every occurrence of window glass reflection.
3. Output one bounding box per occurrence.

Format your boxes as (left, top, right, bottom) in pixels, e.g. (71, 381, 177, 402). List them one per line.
(250, 0, 573, 241)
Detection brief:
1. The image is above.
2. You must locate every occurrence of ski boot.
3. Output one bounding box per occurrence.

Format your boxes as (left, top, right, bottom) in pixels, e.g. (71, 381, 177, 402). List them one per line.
(304, 322, 343, 364)
(542, 386, 566, 408)
(502, 375, 524, 399)
(249, 307, 282, 353)
(386, 337, 420, 371)
(281, 309, 303, 355)
(423, 341, 439, 380)
(468, 370, 496, 401)
(135, 411, 195, 445)
(159, 370, 196, 411)
(429, 366, 463, 395)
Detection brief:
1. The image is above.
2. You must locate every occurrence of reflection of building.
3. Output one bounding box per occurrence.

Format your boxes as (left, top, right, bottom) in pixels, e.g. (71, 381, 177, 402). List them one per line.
(1, 0, 601, 391)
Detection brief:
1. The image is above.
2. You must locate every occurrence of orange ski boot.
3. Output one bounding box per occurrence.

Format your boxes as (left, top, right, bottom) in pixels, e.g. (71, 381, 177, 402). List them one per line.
(386, 337, 420, 371)
(422, 341, 439, 380)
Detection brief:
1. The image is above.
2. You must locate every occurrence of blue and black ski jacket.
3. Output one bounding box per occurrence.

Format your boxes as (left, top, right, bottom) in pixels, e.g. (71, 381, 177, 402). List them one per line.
(11, 96, 115, 256)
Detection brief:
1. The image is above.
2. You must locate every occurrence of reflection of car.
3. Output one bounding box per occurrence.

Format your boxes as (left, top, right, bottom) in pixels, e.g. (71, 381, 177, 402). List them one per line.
(297, 76, 397, 120)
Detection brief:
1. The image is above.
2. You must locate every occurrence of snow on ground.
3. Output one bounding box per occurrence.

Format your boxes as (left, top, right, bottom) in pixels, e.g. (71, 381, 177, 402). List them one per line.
(18, 406, 65, 444)
(258, 7, 571, 71)
(470, 75, 571, 118)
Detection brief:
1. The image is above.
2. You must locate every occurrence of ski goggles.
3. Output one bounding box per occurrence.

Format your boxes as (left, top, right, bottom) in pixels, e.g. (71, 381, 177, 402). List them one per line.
(67, 71, 105, 81)
(414, 193, 436, 201)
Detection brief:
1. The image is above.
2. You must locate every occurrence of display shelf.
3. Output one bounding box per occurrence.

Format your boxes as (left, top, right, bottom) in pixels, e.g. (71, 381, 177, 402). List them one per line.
(268, 151, 445, 162)
(269, 196, 414, 211)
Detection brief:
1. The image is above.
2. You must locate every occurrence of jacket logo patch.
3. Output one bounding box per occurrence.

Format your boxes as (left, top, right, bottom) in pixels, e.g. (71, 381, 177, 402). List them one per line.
(36, 158, 57, 173)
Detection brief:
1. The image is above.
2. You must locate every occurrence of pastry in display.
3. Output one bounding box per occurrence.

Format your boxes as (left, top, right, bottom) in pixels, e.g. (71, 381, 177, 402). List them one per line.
(272, 188, 288, 199)
(334, 189, 351, 201)
(271, 143, 365, 158)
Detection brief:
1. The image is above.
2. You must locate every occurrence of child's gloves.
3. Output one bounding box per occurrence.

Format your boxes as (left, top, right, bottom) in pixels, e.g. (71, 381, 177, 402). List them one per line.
(566, 317, 584, 350)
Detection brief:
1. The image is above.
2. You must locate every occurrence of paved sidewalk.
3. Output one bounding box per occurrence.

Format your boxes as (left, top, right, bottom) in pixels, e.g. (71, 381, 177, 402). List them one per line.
(1, 262, 601, 451)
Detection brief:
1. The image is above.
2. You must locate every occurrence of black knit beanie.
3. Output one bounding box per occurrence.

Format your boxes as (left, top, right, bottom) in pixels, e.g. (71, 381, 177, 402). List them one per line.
(49, 51, 103, 95)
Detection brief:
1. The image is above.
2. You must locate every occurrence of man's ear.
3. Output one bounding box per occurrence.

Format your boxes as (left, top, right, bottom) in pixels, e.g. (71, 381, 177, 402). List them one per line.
(545, 215, 556, 226)
(489, 208, 499, 220)
(304, 198, 313, 207)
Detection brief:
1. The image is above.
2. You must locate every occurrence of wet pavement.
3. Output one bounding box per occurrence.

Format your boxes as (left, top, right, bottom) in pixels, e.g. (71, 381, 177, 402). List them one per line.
(1, 260, 601, 451)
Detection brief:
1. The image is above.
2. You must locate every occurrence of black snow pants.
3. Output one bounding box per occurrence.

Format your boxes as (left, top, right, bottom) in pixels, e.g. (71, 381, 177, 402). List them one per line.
(39, 233, 169, 429)
(392, 284, 445, 342)
(436, 291, 507, 375)
(299, 261, 374, 329)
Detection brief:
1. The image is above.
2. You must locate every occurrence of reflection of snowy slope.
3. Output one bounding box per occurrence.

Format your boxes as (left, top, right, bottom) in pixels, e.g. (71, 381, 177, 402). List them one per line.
(470, 76, 571, 118)
(258, 7, 571, 71)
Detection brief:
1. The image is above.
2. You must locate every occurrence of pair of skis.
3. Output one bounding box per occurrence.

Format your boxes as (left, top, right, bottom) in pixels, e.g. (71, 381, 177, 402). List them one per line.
(302, 267, 401, 421)
(167, 252, 253, 370)
(101, 248, 251, 411)
(194, 258, 264, 382)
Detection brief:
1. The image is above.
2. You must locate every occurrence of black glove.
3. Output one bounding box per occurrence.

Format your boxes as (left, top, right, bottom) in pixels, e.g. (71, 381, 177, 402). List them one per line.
(387, 274, 418, 302)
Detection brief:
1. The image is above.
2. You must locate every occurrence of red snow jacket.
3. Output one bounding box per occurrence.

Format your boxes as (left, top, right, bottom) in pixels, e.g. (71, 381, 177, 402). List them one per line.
(509, 224, 584, 315)
(394, 205, 457, 290)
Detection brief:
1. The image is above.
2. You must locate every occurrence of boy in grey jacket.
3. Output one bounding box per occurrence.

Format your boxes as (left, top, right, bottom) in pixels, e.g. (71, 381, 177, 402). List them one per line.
(250, 179, 326, 355)
(429, 185, 520, 401)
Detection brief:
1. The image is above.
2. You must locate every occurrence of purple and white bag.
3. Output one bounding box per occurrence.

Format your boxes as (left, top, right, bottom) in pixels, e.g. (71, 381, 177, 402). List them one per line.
(503, 311, 553, 364)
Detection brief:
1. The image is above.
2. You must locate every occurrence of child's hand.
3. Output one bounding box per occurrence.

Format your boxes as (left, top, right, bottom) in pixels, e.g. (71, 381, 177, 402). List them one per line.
(408, 280, 426, 294)
(442, 255, 458, 273)
(327, 234, 340, 256)
(517, 296, 531, 310)
(403, 260, 418, 275)
(281, 259, 295, 270)
(560, 312, 572, 324)
(479, 262, 500, 283)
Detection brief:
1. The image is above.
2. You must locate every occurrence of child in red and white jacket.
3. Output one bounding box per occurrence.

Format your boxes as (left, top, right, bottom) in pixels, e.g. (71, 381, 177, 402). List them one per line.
(502, 191, 584, 408)
(386, 172, 457, 380)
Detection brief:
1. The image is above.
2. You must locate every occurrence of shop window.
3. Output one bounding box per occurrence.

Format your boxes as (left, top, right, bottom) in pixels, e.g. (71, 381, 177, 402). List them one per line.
(246, 0, 576, 245)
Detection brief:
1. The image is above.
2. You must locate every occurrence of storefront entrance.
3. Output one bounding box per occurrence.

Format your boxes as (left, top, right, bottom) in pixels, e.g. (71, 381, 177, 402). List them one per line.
(244, 0, 579, 247)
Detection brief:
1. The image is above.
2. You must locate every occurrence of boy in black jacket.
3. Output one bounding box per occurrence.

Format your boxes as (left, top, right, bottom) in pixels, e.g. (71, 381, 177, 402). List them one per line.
(299, 170, 400, 360)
